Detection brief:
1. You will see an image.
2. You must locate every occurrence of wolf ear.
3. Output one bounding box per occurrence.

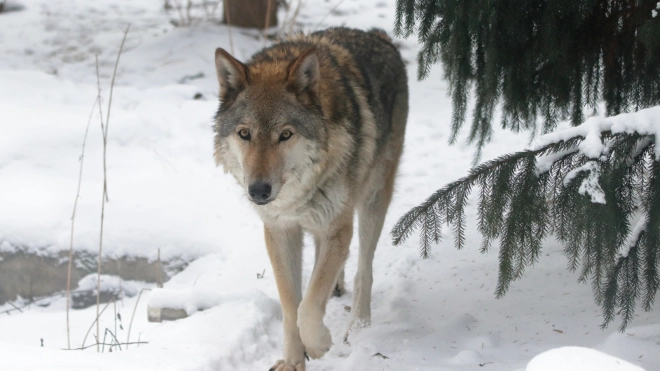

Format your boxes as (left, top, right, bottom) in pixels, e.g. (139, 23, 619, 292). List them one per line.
(215, 48, 248, 104)
(286, 48, 320, 96)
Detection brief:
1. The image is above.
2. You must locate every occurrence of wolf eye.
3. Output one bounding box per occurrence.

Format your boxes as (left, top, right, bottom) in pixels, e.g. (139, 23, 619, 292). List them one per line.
(238, 128, 251, 141)
(279, 130, 293, 142)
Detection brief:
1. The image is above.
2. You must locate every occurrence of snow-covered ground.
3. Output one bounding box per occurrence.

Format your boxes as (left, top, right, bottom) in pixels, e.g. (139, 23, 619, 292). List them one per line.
(1, 0, 658, 370)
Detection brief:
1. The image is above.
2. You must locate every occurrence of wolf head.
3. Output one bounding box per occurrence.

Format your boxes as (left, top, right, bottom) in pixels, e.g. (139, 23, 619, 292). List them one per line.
(213, 47, 327, 206)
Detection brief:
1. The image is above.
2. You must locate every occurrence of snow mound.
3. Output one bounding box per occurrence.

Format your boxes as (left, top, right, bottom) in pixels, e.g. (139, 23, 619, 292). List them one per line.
(77, 274, 138, 297)
(526, 347, 646, 371)
(148, 287, 261, 316)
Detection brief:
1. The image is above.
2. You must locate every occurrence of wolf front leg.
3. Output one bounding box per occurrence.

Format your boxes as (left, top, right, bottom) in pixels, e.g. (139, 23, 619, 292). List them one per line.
(314, 236, 346, 298)
(298, 210, 353, 359)
(264, 224, 306, 371)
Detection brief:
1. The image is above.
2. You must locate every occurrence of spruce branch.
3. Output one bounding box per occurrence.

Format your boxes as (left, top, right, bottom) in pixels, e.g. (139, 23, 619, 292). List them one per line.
(392, 128, 658, 330)
(394, 0, 660, 157)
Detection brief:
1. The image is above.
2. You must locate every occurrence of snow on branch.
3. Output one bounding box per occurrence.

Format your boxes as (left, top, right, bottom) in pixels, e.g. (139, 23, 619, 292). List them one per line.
(535, 106, 660, 160)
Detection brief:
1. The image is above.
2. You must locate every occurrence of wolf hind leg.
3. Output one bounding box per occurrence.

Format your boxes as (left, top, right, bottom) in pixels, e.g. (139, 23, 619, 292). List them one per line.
(347, 173, 394, 336)
(347, 127, 403, 339)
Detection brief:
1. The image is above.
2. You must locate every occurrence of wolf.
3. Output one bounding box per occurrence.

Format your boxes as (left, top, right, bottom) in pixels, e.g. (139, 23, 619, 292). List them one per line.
(213, 27, 408, 370)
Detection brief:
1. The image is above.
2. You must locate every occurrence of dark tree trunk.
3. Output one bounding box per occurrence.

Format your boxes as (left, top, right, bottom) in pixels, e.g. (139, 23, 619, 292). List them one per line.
(224, 0, 278, 29)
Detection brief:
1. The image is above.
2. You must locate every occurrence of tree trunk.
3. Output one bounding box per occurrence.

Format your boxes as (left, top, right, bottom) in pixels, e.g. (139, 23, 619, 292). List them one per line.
(224, 0, 278, 29)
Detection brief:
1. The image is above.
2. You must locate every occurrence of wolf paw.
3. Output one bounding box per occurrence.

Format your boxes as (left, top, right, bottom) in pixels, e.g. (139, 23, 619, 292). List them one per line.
(269, 360, 305, 371)
(299, 322, 332, 359)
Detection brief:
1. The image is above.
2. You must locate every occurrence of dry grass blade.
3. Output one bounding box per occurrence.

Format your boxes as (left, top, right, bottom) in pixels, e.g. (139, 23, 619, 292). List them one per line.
(126, 288, 151, 349)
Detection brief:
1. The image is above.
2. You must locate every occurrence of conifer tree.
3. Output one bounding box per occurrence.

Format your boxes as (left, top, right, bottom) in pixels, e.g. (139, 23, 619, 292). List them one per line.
(395, 0, 660, 156)
(393, 0, 660, 330)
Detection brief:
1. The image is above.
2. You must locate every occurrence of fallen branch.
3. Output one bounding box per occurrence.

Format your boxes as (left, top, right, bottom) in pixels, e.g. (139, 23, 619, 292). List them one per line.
(63, 341, 148, 351)
(1, 289, 96, 316)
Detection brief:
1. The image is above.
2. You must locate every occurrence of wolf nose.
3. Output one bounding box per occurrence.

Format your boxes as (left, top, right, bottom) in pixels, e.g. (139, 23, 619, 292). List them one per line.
(248, 182, 272, 203)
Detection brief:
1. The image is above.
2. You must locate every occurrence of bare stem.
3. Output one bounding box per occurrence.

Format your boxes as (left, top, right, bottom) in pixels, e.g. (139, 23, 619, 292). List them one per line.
(314, 0, 346, 30)
(66, 96, 99, 350)
(263, 0, 273, 46)
(103, 23, 131, 202)
(94, 55, 105, 353)
(95, 24, 130, 352)
(286, 0, 303, 35)
(83, 297, 115, 350)
(126, 288, 151, 349)
(224, 0, 235, 54)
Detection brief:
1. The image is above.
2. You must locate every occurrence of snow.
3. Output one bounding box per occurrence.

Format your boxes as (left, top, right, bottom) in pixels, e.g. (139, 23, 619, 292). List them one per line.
(620, 217, 647, 258)
(148, 287, 246, 316)
(534, 106, 660, 160)
(535, 148, 578, 175)
(526, 347, 645, 371)
(0, 0, 659, 370)
(77, 274, 139, 298)
(563, 161, 606, 204)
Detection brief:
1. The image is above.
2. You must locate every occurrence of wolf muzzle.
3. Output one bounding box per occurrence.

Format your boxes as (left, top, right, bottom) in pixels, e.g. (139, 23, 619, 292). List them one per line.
(248, 181, 272, 205)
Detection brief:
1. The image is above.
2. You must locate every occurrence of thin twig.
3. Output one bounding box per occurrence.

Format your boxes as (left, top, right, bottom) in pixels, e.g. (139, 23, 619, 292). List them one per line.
(96, 24, 130, 352)
(67, 96, 99, 350)
(94, 54, 105, 353)
(126, 288, 151, 349)
(263, 0, 273, 46)
(209, 0, 221, 19)
(157, 248, 163, 288)
(1, 290, 96, 316)
(83, 297, 116, 350)
(284, 0, 303, 36)
(103, 23, 131, 202)
(314, 0, 346, 30)
(186, 0, 193, 26)
(118, 260, 123, 304)
(64, 341, 148, 351)
(101, 328, 108, 353)
(7, 301, 23, 313)
(224, 0, 235, 54)
(173, 0, 186, 26)
(113, 299, 118, 346)
(94, 55, 105, 142)
(104, 328, 122, 352)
